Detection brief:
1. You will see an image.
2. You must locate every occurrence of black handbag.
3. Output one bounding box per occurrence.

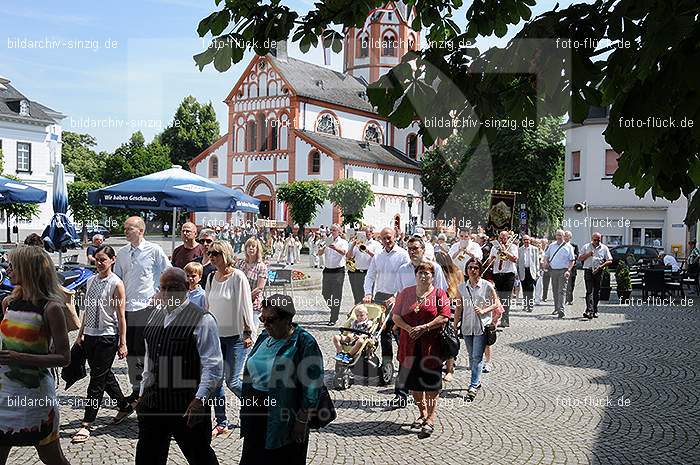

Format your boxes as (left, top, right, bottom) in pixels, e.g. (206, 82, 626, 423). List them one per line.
(439, 320, 461, 358)
(308, 385, 336, 429)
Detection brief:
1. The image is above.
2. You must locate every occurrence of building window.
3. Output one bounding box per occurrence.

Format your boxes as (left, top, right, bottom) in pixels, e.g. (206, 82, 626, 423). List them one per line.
(408, 34, 416, 51)
(364, 123, 382, 144)
(209, 157, 219, 177)
(16, 142, 31, 172)
(382, 174, 389, 187)
(571, 150, 581, 178)
(403, 176, 409, 189)
(257, 114, 267, 151)
(309, 150, 321, 174)
(382, 32, 397, 57)
(269, 119, 278, 150)
(357, 34, 369, 58)
(605, 149, 618, 176)
(393, 175, 399, 188)
(380, 198, 386, 213)
(406, 134, 417, 160)
(315, 113, 339, 136)
(372, 172, 378, 185)
(246, 120, 257, 151)
(19, 100, 29, 117)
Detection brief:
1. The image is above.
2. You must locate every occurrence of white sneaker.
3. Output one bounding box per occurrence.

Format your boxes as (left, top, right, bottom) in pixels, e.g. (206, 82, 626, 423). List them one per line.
(482, 362, 493, 373)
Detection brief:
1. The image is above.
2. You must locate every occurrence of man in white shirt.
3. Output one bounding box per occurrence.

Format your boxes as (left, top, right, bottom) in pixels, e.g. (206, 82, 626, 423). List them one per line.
(543, 229, 576, 318)
(449, 227, 483, 278)
(319, 224, 349, 325)
(578, 232, 613, 318)
(517, 235, 540, 312)
(114, 216, 171, 405)
(412, 227, 435, 261)
(347, 225, 382, 304)
(398, 237, 448, 291)
(362, 227, 410, 407)
(486, 230, 519, 327)
(663, 252, 680, 272)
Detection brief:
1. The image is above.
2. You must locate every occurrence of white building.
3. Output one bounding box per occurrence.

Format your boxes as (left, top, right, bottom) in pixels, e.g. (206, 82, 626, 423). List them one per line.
(0, 76, 72, 238)
(563, 107, 696, 256)
(190, 1, 434, 231)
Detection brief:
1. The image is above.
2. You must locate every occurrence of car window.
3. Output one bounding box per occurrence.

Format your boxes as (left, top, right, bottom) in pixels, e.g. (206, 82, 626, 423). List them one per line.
(612, 246, 627, 254)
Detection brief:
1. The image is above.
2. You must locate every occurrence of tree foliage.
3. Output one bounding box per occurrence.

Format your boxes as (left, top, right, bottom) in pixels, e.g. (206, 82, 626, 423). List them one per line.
(160, 96, 220, 170)
(61, 131, 106, 182)
(68, 180, 106, 242)
(328, 178, 375, 227)
(102, 132, 172, 185)
(422, 116, 564, 236)
(276, 181, 329, 229)
(194, 0, 700, 223)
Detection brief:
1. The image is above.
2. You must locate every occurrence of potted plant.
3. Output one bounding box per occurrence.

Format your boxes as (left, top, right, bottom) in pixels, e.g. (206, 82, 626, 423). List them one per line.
(599, 267, 612, 301)
(616, 261, 632, 302)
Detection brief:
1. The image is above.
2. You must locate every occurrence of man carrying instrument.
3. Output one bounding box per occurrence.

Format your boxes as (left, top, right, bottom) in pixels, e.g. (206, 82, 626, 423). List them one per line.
(579, 232, 613, 319)
(486, 230, 519, 328)
(347, 225, 382, 304)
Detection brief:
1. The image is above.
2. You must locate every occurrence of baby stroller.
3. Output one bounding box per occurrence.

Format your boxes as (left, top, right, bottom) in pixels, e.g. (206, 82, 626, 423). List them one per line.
(332, 303, 394, 390)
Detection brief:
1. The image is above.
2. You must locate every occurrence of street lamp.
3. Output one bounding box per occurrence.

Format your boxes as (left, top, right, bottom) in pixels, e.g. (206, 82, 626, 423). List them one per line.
(406, 193, 414, 235)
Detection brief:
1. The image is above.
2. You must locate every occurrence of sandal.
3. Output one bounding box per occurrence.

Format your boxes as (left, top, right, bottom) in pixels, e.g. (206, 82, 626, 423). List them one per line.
(112, 404, 135, 424)
(409, 417, 426, 430)
(420, 423, 435, 436)
(211, 423, 228, 439)
(71, 427, 91, 443)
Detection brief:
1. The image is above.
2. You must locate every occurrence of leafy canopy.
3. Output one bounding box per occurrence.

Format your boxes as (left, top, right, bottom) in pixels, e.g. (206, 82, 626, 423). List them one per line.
(328, 178, 375, 227)
(160, 96, 220, 170)
(276, 181, 329, 228)
(194, 0, 700, 223)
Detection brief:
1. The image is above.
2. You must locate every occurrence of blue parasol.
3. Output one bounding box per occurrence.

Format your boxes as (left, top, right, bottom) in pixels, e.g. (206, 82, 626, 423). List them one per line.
(42, 162, 81, 255)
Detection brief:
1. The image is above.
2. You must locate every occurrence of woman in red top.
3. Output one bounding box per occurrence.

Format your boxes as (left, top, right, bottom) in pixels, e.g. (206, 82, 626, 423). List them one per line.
(392, 260, 450, 437)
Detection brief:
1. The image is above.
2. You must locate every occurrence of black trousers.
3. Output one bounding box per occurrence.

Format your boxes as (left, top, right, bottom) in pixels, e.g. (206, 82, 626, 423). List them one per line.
(584, 269, 603, 314)
(322, 267, 345, 323)
(493, 272, 515, 324)
(136, 407, 218, 465)
(82, 334, 128, 422)
(347, 270, 367, 305)
(542, 269, 551, 300)
(567, 268, 578, 303)
(125, 307, 153, 395)
(521, 268, 536, 311)
(374, 291, 407, 399)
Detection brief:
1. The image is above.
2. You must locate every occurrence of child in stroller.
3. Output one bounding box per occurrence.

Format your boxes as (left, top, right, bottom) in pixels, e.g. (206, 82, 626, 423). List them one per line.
(333, 305, 371, 363)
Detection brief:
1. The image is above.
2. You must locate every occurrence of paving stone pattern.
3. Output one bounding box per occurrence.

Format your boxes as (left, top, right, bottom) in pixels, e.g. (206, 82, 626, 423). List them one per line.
(7, 263, 700, 465)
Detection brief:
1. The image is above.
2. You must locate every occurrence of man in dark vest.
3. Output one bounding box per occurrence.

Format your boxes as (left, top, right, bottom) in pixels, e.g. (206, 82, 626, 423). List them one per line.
(134, 267, 223, 465)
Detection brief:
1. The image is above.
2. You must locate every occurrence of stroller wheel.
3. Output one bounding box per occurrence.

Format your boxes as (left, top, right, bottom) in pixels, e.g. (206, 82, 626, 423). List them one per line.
(334, 365, 351, 390)
(378, 360, 394, 386)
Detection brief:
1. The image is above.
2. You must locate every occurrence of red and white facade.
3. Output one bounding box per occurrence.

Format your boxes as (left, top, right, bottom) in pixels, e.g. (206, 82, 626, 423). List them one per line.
(189, 1, 434, 231)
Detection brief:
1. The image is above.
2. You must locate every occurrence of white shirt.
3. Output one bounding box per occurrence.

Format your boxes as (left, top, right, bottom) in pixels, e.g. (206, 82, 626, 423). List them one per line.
(664, 255, 680, 272)
(545, 241, 576, 270)
(114, 240, 171, 312)
(363, 244, 411, 295)
(459, 279, 495, 336)
(323, 236, 349, 269)
(205, 269, 255, 338)
(580, 242, 612, 269)
(422, 240, 435, 261)
(448, 240, 483, 275)
(489, 243, 519, 274)
(352, 239, 382, 271)
(398, 261, 448, 291)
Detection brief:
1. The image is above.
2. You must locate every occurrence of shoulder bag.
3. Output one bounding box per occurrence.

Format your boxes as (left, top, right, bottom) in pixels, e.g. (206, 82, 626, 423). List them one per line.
(464, 284, 497, 346)
(437, 289, 460, 358)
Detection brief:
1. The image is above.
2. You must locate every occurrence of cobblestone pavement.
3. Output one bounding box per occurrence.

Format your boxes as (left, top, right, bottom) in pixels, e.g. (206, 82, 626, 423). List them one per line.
(7, 258, 700, 464)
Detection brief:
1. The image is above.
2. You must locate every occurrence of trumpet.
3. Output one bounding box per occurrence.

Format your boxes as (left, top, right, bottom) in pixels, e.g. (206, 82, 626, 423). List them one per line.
(358, 241, 368, 253)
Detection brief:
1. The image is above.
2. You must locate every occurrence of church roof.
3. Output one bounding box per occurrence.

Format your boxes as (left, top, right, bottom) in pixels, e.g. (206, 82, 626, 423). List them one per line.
(296, 129, 420, 171)
(268, 55, 376, 113)
(0, 80, 61, 125)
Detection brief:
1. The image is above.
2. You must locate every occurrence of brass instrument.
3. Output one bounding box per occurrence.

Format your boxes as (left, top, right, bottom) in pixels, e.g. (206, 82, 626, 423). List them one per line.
(497, 232, 517, 261)
(359, 243, 368, 253)
(318, 235, 333, 255)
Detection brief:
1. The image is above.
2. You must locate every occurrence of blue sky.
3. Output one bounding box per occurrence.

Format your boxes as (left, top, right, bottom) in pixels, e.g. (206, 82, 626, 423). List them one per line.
(1, 0, 572, 153)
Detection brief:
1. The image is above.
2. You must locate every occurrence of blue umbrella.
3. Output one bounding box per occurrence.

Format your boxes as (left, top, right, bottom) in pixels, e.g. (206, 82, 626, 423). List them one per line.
(88, 166, 260, 249)
(0, 176, 47, 204)
(42, 162, 81, 255)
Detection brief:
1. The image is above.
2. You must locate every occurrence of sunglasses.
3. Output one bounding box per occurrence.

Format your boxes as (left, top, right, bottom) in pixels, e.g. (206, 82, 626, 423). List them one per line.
(468, 267, 480, 271)
(199, 239, 213, 244)
(259, 315, 280, 324)
(207, 251, 221, 257)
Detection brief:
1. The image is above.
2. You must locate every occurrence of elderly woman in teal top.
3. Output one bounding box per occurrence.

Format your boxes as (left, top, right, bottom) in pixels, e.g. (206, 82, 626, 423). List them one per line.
(239, 293, 323, 465)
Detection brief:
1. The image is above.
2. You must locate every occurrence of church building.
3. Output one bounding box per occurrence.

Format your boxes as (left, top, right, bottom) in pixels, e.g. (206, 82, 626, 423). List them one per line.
(189, 1, 436, 231)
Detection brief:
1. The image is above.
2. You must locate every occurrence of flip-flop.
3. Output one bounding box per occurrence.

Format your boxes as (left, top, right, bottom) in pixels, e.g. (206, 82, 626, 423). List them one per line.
(71, 427, 91, 443)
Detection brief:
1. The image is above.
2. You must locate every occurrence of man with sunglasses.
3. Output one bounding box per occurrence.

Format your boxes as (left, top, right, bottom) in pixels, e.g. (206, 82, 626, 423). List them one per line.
(197, 229, 217, 287)
(579, 232, 613, 319)
(172, 222, 205, 269)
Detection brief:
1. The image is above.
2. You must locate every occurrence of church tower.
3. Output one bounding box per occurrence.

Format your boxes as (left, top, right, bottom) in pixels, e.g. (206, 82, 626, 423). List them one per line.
(343, 1, 420, 84)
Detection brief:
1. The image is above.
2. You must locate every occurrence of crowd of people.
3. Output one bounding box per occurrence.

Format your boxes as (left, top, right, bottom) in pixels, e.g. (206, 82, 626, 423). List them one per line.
(1, 215, 698, 464)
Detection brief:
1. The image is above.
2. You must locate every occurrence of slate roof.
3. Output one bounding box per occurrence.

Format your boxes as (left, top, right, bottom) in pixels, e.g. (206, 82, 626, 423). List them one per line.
(0, 80, 61, 125)
(296, 129, 420, 170)
(268, 55, 376, 113)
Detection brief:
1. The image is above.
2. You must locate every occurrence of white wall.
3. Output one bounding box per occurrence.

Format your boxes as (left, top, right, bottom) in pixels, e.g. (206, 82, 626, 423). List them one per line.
(295, 138, 334, 181)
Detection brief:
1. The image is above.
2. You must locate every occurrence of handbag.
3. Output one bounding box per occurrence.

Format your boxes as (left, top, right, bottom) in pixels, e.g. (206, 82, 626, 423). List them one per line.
(439, 321, 461, 358)
(308, 384, 336, 429)
(62, 287, 80, 332)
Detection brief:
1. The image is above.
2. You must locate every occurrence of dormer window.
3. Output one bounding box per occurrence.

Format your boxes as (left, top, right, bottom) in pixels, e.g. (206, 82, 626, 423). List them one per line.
(19, 100, 29, 117)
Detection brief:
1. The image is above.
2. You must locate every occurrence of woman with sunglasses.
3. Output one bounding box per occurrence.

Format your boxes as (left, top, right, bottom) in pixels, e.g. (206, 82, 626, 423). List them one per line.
(239, 294, 323, 464)
(0, 246, 71, 465)
(454, 259, 501, 401)
(204, 240, 255, 437)
(392, 260, 451, 437)
(197, 229, 217, 287)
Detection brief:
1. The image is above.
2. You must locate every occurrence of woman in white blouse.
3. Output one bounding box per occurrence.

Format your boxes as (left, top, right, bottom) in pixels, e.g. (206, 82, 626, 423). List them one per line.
(454, 258, 501, 401)
(205, 240, 254, 437)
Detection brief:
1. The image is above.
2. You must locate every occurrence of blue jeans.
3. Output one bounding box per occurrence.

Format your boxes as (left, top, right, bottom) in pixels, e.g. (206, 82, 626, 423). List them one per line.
(213, 335, 250, 425)
(463, 334, 487, 389)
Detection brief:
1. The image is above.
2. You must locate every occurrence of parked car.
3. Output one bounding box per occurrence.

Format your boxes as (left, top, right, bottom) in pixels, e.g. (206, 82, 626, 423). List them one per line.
(610, 245, 660, 268)
(85, 223, 111, 241)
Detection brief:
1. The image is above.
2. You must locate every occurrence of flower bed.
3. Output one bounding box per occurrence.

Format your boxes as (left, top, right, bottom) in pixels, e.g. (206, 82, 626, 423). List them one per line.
(292, 270, 308, 281)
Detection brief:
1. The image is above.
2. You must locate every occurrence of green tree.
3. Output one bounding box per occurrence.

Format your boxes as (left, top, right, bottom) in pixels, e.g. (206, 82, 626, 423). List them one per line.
(160, 96, 221, 170)
(328, 178, 375, 227)
(194, 0, 700, 224)
(68, 180, 105, 243)
(102, 131, 172, 185)
(276, 181, 329, 232)
(61, 131, 106, 182)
